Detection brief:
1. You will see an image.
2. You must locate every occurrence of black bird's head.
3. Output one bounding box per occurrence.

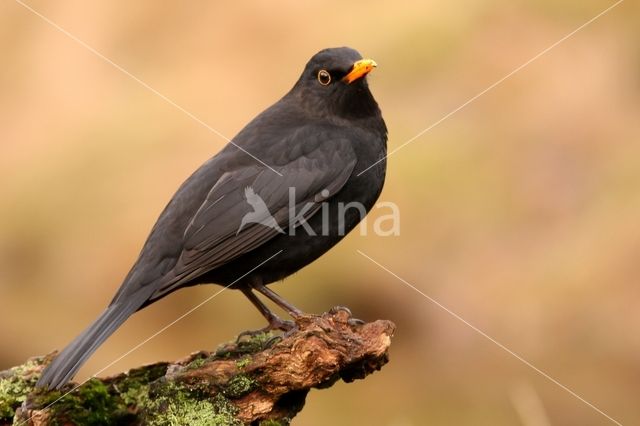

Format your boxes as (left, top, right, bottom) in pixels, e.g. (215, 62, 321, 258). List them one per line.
(289, 47, 381, 120)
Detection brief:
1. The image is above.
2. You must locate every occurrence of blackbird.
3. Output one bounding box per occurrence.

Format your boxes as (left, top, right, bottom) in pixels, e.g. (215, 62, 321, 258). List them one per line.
(37, 47, 387, 389)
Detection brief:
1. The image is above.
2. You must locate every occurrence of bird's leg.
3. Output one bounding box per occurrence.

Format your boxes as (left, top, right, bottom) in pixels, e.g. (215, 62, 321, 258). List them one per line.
(239, 288, 295, 334)
(251, 282, 304, 318)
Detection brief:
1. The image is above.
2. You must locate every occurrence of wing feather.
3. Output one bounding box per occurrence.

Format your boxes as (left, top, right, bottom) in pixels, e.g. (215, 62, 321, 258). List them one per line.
(148, 138, 357, 300)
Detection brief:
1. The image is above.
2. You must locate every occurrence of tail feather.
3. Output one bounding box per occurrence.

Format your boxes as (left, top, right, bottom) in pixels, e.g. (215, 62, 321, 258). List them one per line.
(37, 290, 149, 389)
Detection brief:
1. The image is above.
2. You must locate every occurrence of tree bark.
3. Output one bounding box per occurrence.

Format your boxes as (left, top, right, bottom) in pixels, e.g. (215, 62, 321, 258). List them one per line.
(1, 308, 394, 425)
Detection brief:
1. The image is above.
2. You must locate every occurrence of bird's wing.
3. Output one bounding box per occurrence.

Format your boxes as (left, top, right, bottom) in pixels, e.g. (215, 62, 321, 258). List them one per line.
(148, 138, 356, 300)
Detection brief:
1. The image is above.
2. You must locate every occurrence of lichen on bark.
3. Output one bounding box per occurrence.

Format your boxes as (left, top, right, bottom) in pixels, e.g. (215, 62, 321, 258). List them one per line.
(2, 308, 394, 425)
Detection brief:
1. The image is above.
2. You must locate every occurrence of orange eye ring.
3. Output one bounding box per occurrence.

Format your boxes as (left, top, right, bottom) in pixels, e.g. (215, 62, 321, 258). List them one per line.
(317, 69, 331, 86)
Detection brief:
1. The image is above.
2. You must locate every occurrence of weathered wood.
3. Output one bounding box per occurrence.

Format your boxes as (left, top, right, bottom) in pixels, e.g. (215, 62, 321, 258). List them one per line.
(1, 308, 394, 425)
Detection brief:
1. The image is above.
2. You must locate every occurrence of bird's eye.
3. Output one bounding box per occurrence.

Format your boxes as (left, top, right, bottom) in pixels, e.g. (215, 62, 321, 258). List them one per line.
(317, 69, 331, 86)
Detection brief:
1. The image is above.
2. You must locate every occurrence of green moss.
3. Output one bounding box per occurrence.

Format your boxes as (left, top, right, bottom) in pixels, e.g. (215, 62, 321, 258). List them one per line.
(128, 363, 168, 382)
(143, 381, 242, 426)
(224, 374, 257, 398)
(235, 356, 251, 370)
(31, 364, 168, 424)
(120, 383, 150, 407)
(187, 357, 207, 370)
(30, 388, 62, 408)
(216, 331, 278, 359)
(29, 363, 168, 426)
(238, 332, 278, 352)
(36, 378, 134, 425)
(153, 399, 224, 426)
(0, 358, 41, 421)
(210, 394, 244, 426)
(114, 362, 166, 408)
(70, 379, 122, 424)
(2, 358, 250, 425)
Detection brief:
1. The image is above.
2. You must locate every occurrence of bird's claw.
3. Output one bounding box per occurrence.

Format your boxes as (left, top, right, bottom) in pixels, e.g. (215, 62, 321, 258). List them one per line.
(329, 306, 365, 327)
(347, 317, 365, 326)
(329, 305, 353, 316)
(267, 317, 297, 333)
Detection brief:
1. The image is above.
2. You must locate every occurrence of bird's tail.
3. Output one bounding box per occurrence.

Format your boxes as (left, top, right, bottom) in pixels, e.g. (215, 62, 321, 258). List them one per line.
(36, 290, 149, 390)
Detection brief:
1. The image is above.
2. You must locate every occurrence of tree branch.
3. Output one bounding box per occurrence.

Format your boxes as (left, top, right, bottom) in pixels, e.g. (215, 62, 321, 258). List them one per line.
(1, 308, 395, 425)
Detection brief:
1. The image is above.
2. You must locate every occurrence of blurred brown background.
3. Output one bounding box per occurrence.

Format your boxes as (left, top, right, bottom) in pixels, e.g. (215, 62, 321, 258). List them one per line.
(1, 1, 640, 424)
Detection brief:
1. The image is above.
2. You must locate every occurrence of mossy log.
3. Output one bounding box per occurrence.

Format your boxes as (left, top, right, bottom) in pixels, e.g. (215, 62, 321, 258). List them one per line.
(1, 308, 394, 425)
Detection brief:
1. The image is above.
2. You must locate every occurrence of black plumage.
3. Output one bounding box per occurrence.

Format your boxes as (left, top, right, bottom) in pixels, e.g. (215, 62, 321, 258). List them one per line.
(37, 47, 387, 389)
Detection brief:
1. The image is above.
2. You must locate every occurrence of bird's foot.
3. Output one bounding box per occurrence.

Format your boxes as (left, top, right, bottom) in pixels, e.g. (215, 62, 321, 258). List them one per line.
(329, 305, 365, 327)
(236, 315, 298, 346)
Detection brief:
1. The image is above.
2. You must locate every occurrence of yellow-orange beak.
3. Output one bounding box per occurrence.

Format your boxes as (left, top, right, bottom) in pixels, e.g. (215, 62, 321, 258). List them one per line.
(342, 58, 377, 84)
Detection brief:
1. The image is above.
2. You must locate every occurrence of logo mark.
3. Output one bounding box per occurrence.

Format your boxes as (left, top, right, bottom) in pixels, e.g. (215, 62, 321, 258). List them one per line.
(236, 186, 400, 237)
(237, 187, 285, 235)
